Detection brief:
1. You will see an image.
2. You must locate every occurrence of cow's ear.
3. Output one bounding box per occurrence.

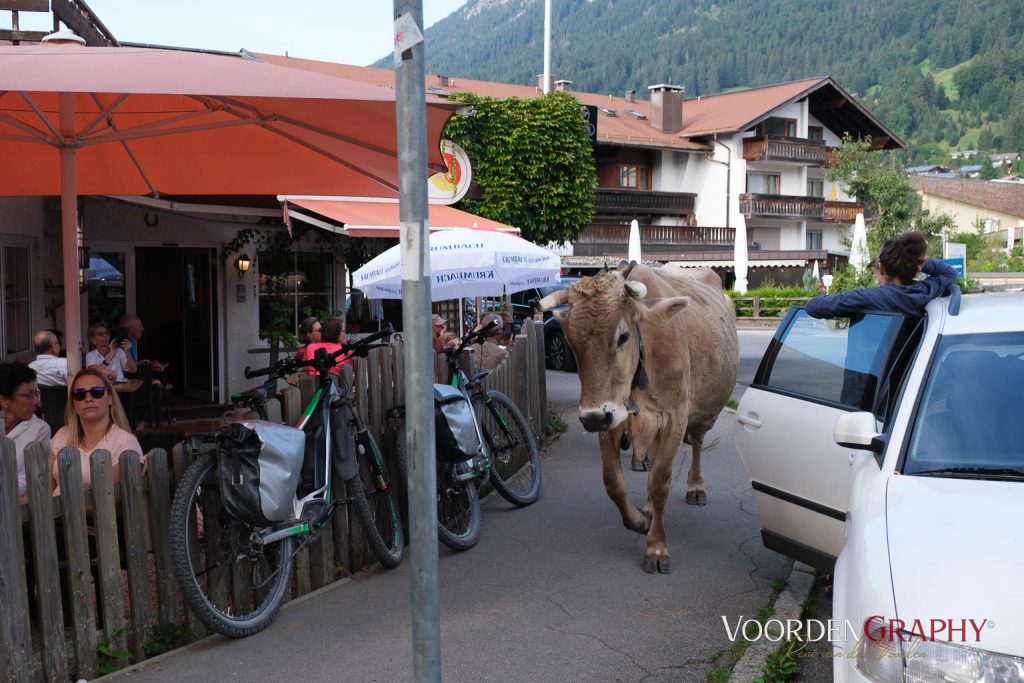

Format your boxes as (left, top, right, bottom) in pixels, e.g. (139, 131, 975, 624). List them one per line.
(624, 281, 647, 299)
(643, 295, 690, 323)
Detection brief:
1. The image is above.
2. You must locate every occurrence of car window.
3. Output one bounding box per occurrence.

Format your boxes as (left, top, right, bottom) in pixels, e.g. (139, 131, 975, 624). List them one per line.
(757, 309, 903, 410)
(903, 332, 1024, 476)
(872, 318, 925, 425)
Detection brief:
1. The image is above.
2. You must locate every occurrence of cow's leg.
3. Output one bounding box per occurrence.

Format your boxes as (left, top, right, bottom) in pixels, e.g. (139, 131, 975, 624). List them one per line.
(684, 428, 707, 506)
(599, 428, 649, 535)
(642, 425, 684, 574)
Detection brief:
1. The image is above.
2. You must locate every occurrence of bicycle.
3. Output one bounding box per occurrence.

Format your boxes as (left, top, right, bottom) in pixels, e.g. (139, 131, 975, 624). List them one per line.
(169, 328, 404, 638)
(396, 318, 542, 551)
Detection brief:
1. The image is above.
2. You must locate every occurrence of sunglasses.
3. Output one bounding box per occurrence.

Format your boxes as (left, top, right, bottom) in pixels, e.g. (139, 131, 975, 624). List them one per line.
(71, 386, 108, 401)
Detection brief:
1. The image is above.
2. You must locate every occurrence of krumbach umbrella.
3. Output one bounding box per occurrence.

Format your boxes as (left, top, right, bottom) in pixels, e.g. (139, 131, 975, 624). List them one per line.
(0, 34, 456, 369)
(353, 228, 561, 301)
(850, 212, 871, 271)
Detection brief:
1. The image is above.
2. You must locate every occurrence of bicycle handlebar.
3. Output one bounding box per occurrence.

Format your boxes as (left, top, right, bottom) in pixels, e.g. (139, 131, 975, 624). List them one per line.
(243, 323, 394, 381)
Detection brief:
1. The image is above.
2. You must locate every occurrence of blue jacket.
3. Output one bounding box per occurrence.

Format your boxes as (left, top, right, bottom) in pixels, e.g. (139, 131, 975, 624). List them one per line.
(805, 258, 958, 320)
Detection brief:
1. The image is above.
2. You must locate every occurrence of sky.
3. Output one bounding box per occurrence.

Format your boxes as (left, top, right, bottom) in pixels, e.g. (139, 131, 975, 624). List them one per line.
(7, 0, 469, 65)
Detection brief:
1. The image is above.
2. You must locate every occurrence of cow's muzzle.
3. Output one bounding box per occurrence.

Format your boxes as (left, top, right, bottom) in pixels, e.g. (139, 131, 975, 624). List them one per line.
(579, 404, 627, 432)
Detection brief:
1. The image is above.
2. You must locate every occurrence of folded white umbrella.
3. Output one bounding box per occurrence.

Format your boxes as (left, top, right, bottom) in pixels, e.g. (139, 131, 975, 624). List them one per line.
(353, 228, 561, 300)
(850, 213, 871, 271)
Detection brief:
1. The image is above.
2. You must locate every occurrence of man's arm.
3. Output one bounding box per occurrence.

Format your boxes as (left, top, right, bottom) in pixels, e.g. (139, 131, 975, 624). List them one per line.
(805, 287, 879, 319)
(919, 258, 958, 297)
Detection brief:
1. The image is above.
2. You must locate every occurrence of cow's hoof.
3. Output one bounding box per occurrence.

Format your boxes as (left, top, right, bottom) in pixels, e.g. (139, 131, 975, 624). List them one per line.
(620, 431, 631, 451)
(631, 455, 651, 472)
(642, 552, 671, 574)
(685, 489, 707, 506)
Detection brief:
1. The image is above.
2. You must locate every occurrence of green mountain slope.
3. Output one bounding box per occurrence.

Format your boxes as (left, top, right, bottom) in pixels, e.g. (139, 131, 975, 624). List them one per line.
(379, 0, 1024, 162)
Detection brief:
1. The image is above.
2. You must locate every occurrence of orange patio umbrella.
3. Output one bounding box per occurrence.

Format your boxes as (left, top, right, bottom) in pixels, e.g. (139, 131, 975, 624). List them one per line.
(0, 35, 457, 370)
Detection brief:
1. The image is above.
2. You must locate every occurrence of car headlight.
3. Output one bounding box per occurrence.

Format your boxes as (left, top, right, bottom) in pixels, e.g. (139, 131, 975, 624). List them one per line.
(856, 625, 1024, 683)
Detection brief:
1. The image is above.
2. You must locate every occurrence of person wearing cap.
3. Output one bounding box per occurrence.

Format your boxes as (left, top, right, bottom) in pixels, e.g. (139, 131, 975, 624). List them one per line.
(472, 312, 509, 371)
(432, 313, 457, 354)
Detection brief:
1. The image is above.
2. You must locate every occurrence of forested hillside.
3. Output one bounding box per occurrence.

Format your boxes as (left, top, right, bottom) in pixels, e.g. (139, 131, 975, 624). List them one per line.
(382, 0, 1024, 163)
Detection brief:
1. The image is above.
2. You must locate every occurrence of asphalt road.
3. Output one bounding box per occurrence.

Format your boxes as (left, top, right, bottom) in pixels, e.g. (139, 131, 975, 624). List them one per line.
(113, 332, 787, 682)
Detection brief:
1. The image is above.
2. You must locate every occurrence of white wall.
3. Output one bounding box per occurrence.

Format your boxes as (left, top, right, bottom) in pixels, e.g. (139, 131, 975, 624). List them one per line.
(0, 197, 50, 362)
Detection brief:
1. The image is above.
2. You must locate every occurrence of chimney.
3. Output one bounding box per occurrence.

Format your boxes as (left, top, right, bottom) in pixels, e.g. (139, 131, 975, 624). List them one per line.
(536, 74, 554, 92)
(647, 84, 685, 133)
(554, 79, 573, 93)
(625, 89, 636, 103)
(437, 75, 450, 87)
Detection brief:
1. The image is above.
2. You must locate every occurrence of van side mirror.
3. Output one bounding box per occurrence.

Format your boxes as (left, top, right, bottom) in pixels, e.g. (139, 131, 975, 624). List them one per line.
(834, 411, 886, 458)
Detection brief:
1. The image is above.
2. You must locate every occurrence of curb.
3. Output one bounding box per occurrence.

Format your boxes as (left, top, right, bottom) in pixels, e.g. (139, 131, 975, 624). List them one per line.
(727, 561, 817, 683)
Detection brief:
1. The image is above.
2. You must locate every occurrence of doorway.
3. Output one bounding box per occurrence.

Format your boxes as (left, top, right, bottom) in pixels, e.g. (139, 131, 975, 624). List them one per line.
(136, 247, 219, 402)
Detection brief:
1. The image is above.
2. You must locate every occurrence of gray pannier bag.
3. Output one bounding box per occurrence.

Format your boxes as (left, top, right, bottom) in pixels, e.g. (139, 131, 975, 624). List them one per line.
(433, 383, 482, 463)
(218, 420, 306, 526)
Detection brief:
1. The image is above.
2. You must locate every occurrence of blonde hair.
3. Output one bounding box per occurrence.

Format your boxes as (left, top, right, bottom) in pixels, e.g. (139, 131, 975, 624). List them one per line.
(64, 367, 131, 447)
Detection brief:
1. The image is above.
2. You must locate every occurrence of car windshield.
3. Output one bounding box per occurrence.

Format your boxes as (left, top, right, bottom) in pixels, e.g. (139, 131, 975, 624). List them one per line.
(538, 279, 577, 298)
(903, 331, 1024, 479)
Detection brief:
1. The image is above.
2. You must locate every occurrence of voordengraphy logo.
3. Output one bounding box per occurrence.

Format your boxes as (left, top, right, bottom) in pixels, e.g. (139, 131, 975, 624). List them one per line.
(721, 614, 990, 647)
(863, 616, 988, 643)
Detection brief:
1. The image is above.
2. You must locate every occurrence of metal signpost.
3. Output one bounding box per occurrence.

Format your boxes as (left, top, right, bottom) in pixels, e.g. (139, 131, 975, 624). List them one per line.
(393, 2, 441, 680)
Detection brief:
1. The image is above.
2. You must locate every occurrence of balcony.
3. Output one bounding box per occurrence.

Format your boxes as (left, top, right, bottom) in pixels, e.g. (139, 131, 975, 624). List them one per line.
(743, 136, 828, 165)
(594, 188, 695, 216)
(740, 193, 825, 220)
(573, 224, 738, 256)
(823, 201, 863, 223)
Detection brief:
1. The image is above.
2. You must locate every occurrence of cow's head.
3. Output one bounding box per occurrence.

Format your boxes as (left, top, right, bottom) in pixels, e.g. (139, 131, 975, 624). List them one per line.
(539, 267, 689, 432)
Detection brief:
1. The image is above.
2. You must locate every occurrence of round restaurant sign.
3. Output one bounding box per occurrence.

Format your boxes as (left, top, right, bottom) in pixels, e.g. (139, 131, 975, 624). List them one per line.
(427, 139, 472, 205)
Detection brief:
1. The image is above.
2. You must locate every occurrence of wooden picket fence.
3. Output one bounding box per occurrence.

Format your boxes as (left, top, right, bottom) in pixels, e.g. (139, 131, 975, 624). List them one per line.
(0, 322, 546, 681)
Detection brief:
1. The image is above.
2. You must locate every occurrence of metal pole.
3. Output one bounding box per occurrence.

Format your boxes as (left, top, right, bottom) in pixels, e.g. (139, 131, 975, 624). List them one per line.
(393, 2, 441, 681)
(543, 0, 552, 94)
(59, 93, 83, 375)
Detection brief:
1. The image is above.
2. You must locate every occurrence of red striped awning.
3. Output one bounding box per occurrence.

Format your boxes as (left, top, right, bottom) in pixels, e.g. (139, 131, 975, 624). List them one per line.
(286, 198, 517, 238)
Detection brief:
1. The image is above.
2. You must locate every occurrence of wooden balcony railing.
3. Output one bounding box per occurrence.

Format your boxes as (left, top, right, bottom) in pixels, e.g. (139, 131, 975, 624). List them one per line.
(740, 193, 825, 220)
(823, 201, 863, 223)
(594, 188, 696, 215)
(742, 136, 827, 164)
(576, 224, 735, 246)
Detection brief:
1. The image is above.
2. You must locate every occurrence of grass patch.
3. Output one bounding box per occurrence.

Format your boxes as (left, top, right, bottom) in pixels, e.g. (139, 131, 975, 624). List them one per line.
(704, 571, 791, 682)
(726, 399, 738, 411)
(536, 407, 568, 451)
(755, 640, 801, 683)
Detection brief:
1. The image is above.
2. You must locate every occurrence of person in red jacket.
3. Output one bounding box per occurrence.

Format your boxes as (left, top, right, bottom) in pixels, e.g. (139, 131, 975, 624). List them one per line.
(303, 317, 351, 375)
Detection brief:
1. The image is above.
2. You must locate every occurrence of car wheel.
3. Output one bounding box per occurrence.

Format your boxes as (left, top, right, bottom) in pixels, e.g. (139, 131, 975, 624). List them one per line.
(547, 331, 576, 372)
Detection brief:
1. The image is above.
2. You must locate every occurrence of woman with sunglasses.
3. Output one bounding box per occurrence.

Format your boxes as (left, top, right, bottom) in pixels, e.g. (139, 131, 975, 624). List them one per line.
(295, 316, 322, 360)
(49, 367, 142, 494)
(0, 361, 51, 498)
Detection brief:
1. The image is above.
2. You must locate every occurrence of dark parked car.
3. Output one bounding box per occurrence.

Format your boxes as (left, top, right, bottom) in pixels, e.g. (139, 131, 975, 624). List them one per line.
(508, 278, 578, 372)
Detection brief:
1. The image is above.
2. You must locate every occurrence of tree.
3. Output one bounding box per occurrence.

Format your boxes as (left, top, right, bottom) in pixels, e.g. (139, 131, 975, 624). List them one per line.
(444, 92, 597, 245)
(826, 136, 954, 256)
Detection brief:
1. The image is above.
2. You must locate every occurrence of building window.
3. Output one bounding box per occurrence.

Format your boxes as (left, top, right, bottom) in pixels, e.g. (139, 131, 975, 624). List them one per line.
(257, 251, 334, 334)
(806, 230, 823, 250)
(747, 172, 781, 195)
(1, 243, 31, 358)
(618, 165, 651, 190)
(807, 126, 824, 141)
(807, 178, 824, 197)
(757, 117, 797, 137)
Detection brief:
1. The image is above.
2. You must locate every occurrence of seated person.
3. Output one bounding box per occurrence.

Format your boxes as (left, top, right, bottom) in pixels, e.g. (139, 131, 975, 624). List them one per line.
(50, 368, 142, 495)
(0, 362, 51, 498)
(472, 313, 509, 371)
(29, 329, 68, 387)
(295, 316, 322, 360)
(85, 322, 136, 383)
(304, 317, 353, 375)
(119, 314, 168, 375)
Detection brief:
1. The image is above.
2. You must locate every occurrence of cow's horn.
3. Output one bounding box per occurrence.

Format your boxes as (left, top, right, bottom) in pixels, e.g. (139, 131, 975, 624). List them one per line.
(620, 260, 637, 279)
(537, 288, 570, 311)
(624, 281, 647, 299)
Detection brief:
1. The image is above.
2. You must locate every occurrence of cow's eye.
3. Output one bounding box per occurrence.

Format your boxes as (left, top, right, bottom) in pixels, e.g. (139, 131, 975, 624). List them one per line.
(616, 330, 630, 347)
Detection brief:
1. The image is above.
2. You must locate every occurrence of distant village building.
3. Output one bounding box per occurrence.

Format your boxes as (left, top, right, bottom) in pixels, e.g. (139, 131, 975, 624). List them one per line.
(909, 175, 1024, 250)
(990, 152, 1021, 170)
(950, 149, 980, 160)
(959, 164, 983, 178)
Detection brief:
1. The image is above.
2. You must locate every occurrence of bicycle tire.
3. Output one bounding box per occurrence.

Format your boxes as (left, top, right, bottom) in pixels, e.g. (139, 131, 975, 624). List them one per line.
(347, 430, 404, 568)
(170, 452, 293, 638)
(436, 462, 481, 551)
(473, 390, 542, 506)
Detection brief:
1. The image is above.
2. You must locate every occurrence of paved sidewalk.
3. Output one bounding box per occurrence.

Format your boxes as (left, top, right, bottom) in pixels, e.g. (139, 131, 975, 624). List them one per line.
(110, 372, 788, 682)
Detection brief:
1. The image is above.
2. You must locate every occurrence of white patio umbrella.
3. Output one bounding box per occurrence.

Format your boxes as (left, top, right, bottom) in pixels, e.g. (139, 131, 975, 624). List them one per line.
(850, 212, 871, 271)
(628, 219, 642, 263)
(812, 258, 820, 283)
(353, 228, 561, 300)
(733, 212, 749, 294)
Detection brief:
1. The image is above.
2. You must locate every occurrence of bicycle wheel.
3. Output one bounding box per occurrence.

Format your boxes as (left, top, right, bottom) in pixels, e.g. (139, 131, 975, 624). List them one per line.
(347, 430, 404, 568)
(473, 390, 542, 506)
(170, 452, 293, 638)
(437, 462, 481, 551)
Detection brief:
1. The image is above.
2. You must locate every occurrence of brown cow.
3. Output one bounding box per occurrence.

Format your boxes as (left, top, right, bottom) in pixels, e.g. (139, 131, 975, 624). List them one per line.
(539, 264, 738, 573)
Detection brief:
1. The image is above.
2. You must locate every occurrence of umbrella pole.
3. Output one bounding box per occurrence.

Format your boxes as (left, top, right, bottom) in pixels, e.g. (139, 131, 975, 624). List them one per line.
(60, 94, 83, 375)
(394, 1, 442, 680)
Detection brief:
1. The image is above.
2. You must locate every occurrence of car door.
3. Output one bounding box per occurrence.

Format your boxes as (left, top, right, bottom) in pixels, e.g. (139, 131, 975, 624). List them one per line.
(734, 307, 905, 570)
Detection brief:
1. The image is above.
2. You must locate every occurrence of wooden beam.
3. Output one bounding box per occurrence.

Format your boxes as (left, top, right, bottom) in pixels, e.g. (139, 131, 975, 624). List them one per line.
(0, 28, 48, 42)
(0, 0, 49, 11)
(51, 0, 116, 46)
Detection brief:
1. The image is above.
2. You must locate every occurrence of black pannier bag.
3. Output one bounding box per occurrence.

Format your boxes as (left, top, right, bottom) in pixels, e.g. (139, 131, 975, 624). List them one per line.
(218, 420, 306, 527)
(433, 383, 482, 464)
